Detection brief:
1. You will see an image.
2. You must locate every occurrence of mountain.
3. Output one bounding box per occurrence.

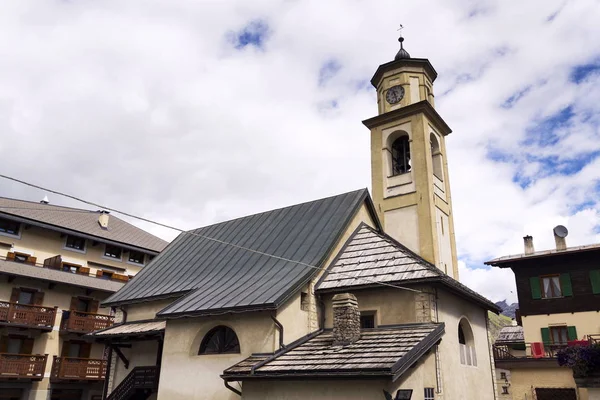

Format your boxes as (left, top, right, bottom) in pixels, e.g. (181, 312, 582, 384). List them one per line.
(488, 311, 513, 343)
(495, 300, 518, 319)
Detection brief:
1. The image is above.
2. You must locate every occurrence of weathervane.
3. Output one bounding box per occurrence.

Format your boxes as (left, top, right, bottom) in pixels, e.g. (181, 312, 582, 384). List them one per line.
(397, 24, 404, 38)
(394, 24, 411, 60)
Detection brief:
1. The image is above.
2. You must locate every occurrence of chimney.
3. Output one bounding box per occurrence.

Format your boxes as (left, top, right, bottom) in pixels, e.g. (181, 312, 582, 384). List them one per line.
(332, 293, 361, 346)
(40, 196, 49, 204)
(523, 236, 534, 255)
(98, 211, 110, 229)
(553, 225, 568, 251)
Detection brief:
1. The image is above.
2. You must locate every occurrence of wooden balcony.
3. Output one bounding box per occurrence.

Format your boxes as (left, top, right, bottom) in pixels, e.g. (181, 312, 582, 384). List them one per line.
(60, 310, 114, 334)
(0, 301, 57, 331)
(50, 356, 107, 382)
(0, 354, 47, 381)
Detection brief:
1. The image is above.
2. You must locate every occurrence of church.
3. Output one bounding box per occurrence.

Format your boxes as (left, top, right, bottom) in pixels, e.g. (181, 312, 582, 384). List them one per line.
(90, 36, 500, 400)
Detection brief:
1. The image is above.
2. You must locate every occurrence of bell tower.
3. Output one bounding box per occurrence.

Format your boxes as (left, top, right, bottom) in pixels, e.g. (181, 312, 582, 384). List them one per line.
(362, 35, 459, 279)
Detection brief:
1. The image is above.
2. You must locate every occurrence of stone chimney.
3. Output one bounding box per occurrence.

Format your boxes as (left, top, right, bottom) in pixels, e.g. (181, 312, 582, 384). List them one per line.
(98, 211, 110, 229)
(523, 236, 534, 255)
(332, 293, 360, 346)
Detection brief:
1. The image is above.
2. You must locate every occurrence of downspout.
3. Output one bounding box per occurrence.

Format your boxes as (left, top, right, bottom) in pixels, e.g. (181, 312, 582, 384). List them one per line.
(224, 380, 242, 397)
(101, 345, 113, 400)
(271, 315, 284, 349)
(486, 309, 498, 400)
(118, 306, 128, 323)
(433, 288, 442, 394)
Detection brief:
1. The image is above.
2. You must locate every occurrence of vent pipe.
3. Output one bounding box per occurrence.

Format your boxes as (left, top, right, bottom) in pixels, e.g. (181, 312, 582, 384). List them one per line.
(523, 236, 534, 255)
(98, 211, 110, 229)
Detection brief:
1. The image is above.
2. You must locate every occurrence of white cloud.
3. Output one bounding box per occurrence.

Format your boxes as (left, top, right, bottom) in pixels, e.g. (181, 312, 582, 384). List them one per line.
(0, 0, 599, 303)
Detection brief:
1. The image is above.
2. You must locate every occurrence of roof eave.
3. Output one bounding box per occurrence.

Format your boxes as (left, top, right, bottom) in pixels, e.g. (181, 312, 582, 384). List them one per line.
(391, 323, 445, 381)
(362, 100, 451, 136)
(370, 58, 438, 88)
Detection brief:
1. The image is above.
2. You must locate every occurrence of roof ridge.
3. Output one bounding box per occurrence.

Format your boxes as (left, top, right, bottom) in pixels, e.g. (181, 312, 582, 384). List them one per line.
(190, 189, 369, 233)
(0, 196, 98, 213)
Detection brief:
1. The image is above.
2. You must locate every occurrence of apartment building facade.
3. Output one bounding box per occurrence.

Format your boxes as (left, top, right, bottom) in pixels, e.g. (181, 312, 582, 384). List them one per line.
(0, 197, 167, 400)
(487, 228, 600, 400)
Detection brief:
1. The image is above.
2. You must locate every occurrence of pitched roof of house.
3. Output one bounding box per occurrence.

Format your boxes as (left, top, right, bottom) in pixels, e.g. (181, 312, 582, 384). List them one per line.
(316, 224, 500, 312)
(485, 243, 600, 267)
(104, 189, 379, 315)
(496, 325, 524, 344)
(223, 323, 444, 381)
(0, 197, 167, 253)
(87, 319, 166, 341)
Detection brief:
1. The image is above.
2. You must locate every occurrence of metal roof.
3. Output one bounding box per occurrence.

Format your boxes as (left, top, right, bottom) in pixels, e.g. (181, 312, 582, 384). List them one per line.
(496, 326, 524, 344)
(0, 259, 124, 293)
(485, 243, 600, 266)
(223, 323, 444, 381)
(87, 320, 165, 339)
(317, 224, 501, 313)
(104, 189, 377, 316)
(0, 197, 168, 253)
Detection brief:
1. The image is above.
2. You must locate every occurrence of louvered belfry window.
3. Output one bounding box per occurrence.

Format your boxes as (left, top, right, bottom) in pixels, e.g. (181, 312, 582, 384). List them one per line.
(391, 136, 411, 175)
(199, 326, 240, 355)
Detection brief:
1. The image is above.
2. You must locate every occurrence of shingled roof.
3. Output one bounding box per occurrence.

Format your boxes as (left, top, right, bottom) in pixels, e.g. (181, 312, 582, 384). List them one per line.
(317, 223, 500, 312)
(223, 323, 444, 381)
(0, 197, 167, 253)
(104, 189, 378, 315)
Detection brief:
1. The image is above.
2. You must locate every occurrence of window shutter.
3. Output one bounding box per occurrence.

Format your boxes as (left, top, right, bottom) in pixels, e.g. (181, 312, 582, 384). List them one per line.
(541, 328, 551, 345)
(32, 291, 44, 305)
(567, 326, 578, 341)
(590, 270, 600, 294)
(21, 338, 34, 355)
(89, 299, 99, 314)
(61, 341, 70, 357)
(69, 297, 79, 311)
(80, 342, 92, 358)
(9, 288, 20, 303)
(530, 277, 542, 299)
(6, 252, 15, 261)
(0, 336, 8, 353)
(560, 273, 573, 296)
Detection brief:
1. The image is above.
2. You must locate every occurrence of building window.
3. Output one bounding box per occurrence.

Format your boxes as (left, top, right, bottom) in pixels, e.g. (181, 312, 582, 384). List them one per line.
(360, 313, 375, 329)
(99, 270, 114, 280)
(391, 136, 411, 175)
(0, 218, 21, 236)
(128, 250, 145, 265)
(199, 326, 240, 355)
(541, 275, 562, 298)
(300, 292, 310, 311)
(65, 235, 86, 252)
(424, 388, 435, 400)
(458, 318, 477, 366)
(502, 386, 509, 394)
(430, 133, 443, 180)
(500, 372, 507, 380)
(550, 326, 568, 344)
(17, 289, 35, 305)
(103, 244, 122, 260)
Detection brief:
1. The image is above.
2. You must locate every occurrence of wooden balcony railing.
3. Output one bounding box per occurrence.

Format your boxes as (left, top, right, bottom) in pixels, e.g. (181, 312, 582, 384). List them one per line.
(0, 354, 47, 380)
(50, 356, 107, 381)
(60, 310, 115, 334)
(0, 301, 57, 331)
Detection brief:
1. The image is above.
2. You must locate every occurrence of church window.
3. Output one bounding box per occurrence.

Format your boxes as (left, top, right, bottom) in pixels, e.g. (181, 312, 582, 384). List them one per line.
(458, 318, 477, 366)
(300, 292, 310, 311)
(424, 388, 435, 400)
(199, 326, 240, 355)
(391, 136, 411, 175)
(502, 386, 509, 395)
(360, 312, 375, 329)
(430, 133, 443, 180)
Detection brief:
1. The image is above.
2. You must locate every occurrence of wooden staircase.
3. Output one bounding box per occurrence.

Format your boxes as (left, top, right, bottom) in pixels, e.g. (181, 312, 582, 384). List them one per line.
(107, 366, 159, 400)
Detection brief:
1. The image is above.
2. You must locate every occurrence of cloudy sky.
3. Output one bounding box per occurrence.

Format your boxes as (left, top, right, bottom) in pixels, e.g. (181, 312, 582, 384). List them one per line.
(2, 0, 600, 304)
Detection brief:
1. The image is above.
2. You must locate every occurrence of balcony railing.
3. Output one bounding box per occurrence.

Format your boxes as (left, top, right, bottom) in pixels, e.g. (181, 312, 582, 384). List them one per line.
(0, 354, 47, 380)
(493, 342, 568, 360)
(60, 310, 115, 334)
(0, 301, 57, 331)
(50, 356, 107, 381)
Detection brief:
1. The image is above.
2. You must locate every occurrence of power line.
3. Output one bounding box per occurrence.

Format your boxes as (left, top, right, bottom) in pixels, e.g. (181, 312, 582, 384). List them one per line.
(0, 173, 421, 293)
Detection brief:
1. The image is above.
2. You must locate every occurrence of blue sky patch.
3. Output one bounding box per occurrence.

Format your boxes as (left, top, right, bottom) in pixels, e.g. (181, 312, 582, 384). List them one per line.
(318, 59, 342, 87)
(523, 106, 574, 147)
(570, 62, 600, 84)
(230, 20, 270, 50)
(502, 85, 532, 109)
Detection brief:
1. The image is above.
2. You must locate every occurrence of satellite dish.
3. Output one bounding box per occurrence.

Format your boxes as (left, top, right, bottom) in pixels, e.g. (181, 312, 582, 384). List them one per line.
(553, 225, 568, 238)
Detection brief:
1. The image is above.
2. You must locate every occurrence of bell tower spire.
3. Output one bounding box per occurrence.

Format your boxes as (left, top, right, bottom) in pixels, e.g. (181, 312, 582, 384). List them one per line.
(362, 33, 460, 280)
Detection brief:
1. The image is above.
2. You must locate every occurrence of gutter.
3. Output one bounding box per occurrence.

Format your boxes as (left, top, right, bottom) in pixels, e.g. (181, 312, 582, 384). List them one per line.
(224, 381, 242, 397)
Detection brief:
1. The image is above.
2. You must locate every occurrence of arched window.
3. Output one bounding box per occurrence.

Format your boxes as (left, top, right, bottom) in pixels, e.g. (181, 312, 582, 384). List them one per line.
(391, 136, 411, 175)
(198, 326, 240, 355)
(458, 318, 477, 366)
(430, 133, 443, 180)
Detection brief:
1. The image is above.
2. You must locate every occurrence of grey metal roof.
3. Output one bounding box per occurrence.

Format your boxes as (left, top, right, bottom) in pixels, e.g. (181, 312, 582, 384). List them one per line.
(223, 323, 444, 381)
(104, 189, 378, 316)
(496, 326, 524, 344)
(0, 197, 168, 253)
(0, 259, 124, 293)
(317, 224, 501, 313)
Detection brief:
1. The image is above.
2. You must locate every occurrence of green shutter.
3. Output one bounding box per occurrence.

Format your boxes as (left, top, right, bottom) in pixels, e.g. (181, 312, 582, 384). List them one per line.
(511, 343, 526, 351)
(590, 270, 600, 294)
(567, 326, 578, 341)
(530, 277, 542, 299)
(560, 273, 573, 297)
(541, 328, 551, 345)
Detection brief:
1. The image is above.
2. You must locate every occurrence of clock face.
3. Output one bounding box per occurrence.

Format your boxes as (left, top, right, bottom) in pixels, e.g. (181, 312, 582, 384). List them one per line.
(386, 85, 405, 105)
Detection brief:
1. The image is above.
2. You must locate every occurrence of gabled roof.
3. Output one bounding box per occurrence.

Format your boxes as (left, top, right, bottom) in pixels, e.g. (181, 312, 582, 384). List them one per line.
(223, 323, 444, 381)
(0, 197, 167, 253)
(104, 189, 380, 315)
(317, 224, 500, 313)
